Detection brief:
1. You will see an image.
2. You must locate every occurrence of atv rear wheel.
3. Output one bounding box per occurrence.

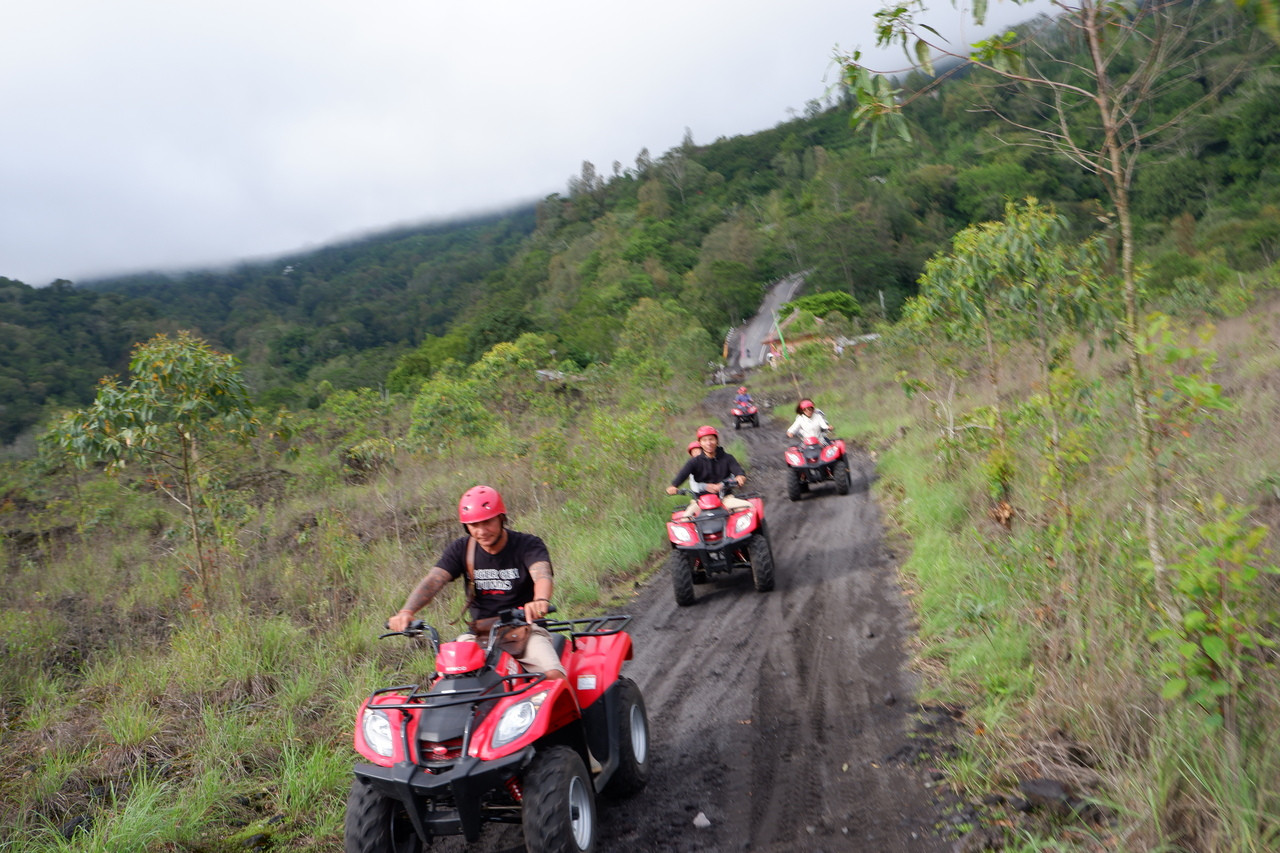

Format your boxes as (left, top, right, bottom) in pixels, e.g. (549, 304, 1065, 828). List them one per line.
(523, 745, 597, 853)
(786, 467, 803, 502)
(834, 458, 852, 495)
(669, 550, 696, 606)
(748, 527, 776, 592)
(343, 777, 421, 853)
(602, 677, 650, 798)
(751, 414, 759, 427)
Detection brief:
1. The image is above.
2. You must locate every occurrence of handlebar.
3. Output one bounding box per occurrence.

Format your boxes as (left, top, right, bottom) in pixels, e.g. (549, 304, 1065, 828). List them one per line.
(380, 603, 558, 641)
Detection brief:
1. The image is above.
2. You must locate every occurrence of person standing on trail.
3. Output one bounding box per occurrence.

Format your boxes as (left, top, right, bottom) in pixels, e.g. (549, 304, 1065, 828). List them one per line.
(667, 425, 750, 518)
(787, 399, 832, 444)
(386, 485, 565, 679)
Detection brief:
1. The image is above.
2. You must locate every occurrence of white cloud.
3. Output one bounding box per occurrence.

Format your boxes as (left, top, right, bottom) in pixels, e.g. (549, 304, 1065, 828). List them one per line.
(0, 0, 1048, 286)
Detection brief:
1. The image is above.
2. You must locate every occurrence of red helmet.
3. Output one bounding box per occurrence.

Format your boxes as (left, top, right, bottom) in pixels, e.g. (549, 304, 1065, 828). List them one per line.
(687, 440, 701, 454)
(458, 485, 506, 524)
(737, 386, 747, 393)
(797, 399, 814, 413)
(696, 425, 719, 438)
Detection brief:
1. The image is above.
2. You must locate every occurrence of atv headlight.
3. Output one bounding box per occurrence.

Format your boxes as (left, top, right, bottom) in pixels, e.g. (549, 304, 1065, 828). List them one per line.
(669, 524, 693, 544)
(361, 709, 394, 758)
(731, 512, 754, 535)
(492, 691, 548, 747)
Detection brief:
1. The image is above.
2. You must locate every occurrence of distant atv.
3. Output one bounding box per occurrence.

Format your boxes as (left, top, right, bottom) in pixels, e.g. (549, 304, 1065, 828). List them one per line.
(783, 436, 852, 500)
(664, 479, 775, 606)
(730, 402, 759, 429)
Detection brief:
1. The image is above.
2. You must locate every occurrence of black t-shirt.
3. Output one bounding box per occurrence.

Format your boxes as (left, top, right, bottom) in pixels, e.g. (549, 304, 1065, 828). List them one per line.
(437, 530, 551, 620)
(670, 447, 746, 489)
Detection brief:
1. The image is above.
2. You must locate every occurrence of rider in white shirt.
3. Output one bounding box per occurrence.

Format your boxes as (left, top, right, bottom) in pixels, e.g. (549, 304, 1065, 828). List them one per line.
(786, 398, 832, 444)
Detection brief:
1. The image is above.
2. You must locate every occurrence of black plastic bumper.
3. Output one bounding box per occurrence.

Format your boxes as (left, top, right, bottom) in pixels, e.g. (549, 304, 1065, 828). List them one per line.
(353, 746, 533, 843)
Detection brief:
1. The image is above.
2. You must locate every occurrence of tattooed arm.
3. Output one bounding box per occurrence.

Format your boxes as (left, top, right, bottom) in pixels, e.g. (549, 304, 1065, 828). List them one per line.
(387, 566, 453, 632)
(525, 560, 554, 621)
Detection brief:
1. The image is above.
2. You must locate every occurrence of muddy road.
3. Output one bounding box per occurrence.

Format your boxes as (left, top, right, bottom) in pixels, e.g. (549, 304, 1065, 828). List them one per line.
(438, 388, 951, 852)
(592, 391, 950, 852)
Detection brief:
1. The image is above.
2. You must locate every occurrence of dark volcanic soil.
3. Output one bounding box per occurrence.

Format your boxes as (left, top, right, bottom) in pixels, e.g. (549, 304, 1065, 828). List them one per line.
(442, 388, 956, 852)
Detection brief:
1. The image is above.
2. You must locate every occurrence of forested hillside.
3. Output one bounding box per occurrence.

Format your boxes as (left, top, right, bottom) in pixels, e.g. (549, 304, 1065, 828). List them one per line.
(4, 3, 1280, 849)
(3, 3, 1276, 449)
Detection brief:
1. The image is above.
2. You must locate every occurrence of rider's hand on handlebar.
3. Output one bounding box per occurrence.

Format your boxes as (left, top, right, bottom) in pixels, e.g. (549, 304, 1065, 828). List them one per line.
(735, 475, 747, 488)
(666, 485, 678, 495)
(524, 598, 553, 621)
(387, 609, 414, 633)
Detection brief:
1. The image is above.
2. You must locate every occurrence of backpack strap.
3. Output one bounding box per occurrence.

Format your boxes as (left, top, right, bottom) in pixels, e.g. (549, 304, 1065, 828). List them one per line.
(453, 537, 478, 627)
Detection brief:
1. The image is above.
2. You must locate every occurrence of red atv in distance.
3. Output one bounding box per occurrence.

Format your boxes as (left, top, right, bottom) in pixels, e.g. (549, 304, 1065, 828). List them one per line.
(345, 608, 648, 853)
(784, 436, 852, 500)
(730, 401, 759, 429)
(664, 479, 775, 606)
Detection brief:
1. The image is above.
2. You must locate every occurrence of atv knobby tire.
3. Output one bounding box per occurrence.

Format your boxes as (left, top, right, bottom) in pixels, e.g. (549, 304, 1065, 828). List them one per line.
(834, 458, 852, 495)
(669, 549, 696, 606)
(748, 528, 776, 593)
(602, 677, 650, 798)
(786, 467, 803, 502)
(523, 745, 597, 853)
(344, 777, 421, 853)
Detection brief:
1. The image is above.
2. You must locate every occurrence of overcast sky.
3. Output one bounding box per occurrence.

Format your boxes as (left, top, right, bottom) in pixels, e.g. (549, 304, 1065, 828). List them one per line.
(2, 0, 1046, 287)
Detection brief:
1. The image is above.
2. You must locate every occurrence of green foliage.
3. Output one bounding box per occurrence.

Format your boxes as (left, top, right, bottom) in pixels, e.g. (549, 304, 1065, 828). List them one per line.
(40, 332, 267, 609)
(780, 291, 863, 321)
(1150, 496, 1276, 729)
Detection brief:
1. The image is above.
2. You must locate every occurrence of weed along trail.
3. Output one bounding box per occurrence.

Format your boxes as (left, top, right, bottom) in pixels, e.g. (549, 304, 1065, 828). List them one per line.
(590, 387, 950, 852)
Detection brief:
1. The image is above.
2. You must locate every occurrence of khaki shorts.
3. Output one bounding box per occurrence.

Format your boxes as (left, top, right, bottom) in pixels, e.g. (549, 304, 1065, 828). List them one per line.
(457, 624, 564, 676)
(684, 493, 752, 517)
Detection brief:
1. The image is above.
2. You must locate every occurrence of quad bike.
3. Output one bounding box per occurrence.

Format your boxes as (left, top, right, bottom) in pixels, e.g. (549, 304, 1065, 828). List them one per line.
(730, 402, 759, 429)
(344, 607, 648, 853)
(783, 434, 852, 501)
(664, 478, 775, 606)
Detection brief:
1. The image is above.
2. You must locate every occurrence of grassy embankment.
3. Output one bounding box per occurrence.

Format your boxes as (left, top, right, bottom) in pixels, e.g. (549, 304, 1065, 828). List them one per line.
(773, 294, 1280, 851)
(0, 371, 737, 850)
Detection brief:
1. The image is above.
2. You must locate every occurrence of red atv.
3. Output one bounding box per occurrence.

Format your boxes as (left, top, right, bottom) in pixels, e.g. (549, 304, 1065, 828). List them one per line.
(784, 435, 852, 500)
(730, 402, 759, 429)
(664, 479, 775, 606)
(344, 608, 648, 853)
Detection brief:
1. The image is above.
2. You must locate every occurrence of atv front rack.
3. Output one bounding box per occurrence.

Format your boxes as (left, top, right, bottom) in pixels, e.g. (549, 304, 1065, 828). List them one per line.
(542, 612, 631, 638)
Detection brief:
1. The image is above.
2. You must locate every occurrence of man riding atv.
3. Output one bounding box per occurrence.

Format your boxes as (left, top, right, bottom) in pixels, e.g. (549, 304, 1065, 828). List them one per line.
(666, 425, 749, 518)
(387, 485, 563, 679)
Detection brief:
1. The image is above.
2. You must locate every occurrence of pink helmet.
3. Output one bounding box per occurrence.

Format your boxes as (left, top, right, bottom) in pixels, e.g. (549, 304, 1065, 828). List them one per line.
(737, 386, 747, 393)
(797, 399, 814, 413)
(687, 440, 701, 454)
(458, 485, 506, 524)
(696, 425, 719, 438)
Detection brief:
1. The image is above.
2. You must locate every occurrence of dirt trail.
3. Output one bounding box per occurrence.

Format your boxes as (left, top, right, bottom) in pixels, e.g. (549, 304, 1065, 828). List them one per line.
(592, 390, 949, 852)
(442, 389, 950, 852)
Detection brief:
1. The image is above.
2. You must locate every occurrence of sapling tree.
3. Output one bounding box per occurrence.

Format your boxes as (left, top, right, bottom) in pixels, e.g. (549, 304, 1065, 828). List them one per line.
(843, 0, 1267, 584)
(43, 332, 261, 610)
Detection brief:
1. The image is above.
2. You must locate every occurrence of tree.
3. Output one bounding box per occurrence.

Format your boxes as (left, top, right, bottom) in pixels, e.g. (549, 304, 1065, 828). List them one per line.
(41, 332, 263, 610)
(844, 0, 1267, 581)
